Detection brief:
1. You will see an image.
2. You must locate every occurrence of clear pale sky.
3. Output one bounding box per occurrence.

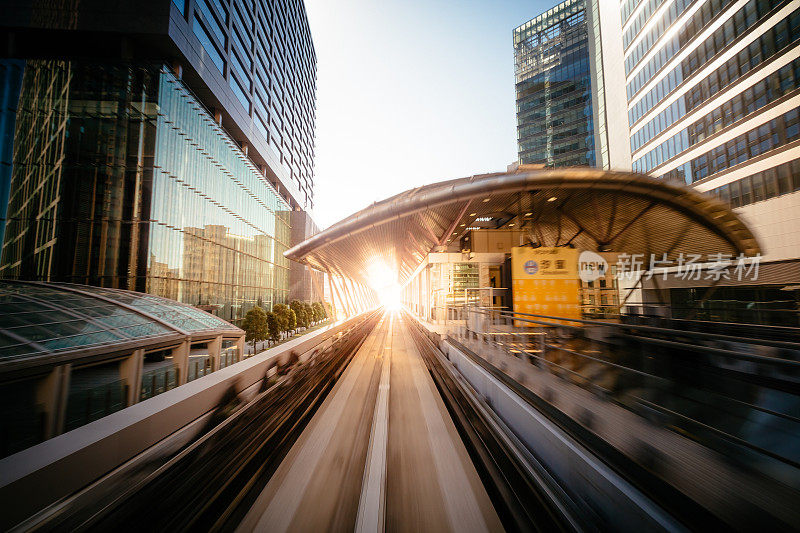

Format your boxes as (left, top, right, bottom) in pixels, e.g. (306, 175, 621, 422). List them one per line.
(304, 0, 551, 229)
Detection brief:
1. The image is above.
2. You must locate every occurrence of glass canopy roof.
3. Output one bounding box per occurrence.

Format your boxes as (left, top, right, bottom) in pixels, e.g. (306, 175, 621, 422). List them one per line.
(0, 281, 240, 361)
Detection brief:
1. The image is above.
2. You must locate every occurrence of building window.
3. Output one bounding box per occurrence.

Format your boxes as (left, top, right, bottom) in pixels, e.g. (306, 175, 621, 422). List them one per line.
(193, 16, 225, 74)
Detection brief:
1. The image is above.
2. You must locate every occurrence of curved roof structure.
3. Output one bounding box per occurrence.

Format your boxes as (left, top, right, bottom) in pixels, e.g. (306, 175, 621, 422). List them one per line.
(0, 281, 241, 372)
(286, 169, 761, 285)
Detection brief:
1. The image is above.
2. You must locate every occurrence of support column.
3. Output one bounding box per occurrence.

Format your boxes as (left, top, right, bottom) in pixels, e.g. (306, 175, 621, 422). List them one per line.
(172, 340, 190, 385)
(119, 349, 144, 406)
(327, 272, 338, 320)
(331, 274, 350, 317)
(208, 335, 223, 371)
(236, 335, 245, 361)
(35, 364, 71, 440)
(309, 267, 325, 303)
(353, 280, 366, 311)
(341, 278, 356, 316)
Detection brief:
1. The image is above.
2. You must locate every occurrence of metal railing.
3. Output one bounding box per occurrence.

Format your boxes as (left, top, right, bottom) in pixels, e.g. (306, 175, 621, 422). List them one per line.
(443, 306, 800, 488)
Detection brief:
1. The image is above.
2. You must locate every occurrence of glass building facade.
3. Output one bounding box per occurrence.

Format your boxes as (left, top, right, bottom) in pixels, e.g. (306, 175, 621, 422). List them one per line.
(0, 62, 291, 323)
(0, 60, 23, 248)
(514, 0, 596, 168)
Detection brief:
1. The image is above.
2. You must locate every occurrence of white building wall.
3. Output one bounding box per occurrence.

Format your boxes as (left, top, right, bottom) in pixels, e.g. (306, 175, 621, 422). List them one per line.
(589, 0, 632, 170)
(735, 191, 800, 263)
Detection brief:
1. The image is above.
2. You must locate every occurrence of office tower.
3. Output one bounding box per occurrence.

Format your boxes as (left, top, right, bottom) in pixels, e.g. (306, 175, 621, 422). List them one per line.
(0, 0, 317, 323)
(623, 0, 800, 323)
(514, 0, 630, 170)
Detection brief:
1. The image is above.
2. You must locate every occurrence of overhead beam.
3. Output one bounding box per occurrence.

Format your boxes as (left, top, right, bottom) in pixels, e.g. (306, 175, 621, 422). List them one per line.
(438, 200, 471, 246)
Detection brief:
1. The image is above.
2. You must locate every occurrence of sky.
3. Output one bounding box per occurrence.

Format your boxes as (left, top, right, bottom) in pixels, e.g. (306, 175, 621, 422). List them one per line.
(304, 0, 551, 229)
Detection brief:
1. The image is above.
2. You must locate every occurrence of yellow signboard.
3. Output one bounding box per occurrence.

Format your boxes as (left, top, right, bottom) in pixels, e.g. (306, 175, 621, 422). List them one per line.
(511, 247, 581, 322)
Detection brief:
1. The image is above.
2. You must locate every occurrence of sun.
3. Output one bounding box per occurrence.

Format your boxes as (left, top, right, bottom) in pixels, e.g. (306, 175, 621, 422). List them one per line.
(378, 284, 402, 310)
(367, 260, 402, 310)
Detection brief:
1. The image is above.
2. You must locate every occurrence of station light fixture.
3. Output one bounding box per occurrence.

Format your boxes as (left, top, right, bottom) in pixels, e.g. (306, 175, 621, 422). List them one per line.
(547, 196, 558, 202)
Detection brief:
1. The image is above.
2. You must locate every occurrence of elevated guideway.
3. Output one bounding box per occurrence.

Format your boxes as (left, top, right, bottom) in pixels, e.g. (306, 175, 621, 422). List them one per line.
(239, 311, 503, 532)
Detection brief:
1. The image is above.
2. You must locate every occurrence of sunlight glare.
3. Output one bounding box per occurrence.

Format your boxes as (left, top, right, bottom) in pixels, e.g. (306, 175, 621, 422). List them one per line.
(367, 260, 402, 310)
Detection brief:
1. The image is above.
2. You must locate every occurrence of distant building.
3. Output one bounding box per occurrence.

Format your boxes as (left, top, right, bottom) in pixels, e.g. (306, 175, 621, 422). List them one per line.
(289, 210, 324, 302)
(514, 0, 630, 170)
(623, 0, 800, 324)
(0, 0, 317, 323)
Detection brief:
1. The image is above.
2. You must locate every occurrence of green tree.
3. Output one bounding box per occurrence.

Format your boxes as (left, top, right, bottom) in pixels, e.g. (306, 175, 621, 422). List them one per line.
(311, 302, 324, 322)
(241, 306, 269, 353)
(266, 311, 281, 344)
(272, 303, 290, 338)
(288, 308, 297, 334)
(290, 300, 308, 329)
(303, 302, 314, 326)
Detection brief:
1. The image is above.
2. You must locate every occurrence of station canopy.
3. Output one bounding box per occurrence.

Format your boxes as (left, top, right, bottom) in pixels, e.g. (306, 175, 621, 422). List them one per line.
(285, 169, 761, 286)
(0, 281, 241, 372)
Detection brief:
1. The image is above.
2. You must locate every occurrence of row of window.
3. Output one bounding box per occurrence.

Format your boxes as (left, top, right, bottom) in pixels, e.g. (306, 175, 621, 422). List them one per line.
(658, 106, 800, 183)
(513, 0, 584, 45)
(192, 0, 316, 131)
(519, 117, 594, 166)
(516, 47, 590, 91)
(707, 156, 800, 207)
(621, 0, 646, 26)
(519, 124, 594, 154)
(628, 0, 787, 126)
(517, 79, 589, 114)
(177, 0, 316, 83)
(516, 7, 585, 49)
(186, 0, 316, 200)
(624, 0, 672, 49)
(515, 11, 587, 83)
(633, 58, 800, 172)
(626, 0, 732, 97)
(193, 15, 226, 75)
(630, 8, 800, 152)
(519, 115, 595, 148)
(518, 88, 592, 123)
(625, 0, 700, 79)
(521, 145, 595, 167)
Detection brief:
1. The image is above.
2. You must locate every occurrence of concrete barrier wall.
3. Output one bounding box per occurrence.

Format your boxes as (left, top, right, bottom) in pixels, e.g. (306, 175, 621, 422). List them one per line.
(0, 314, 365, 529)
(408, 315, 681, 531)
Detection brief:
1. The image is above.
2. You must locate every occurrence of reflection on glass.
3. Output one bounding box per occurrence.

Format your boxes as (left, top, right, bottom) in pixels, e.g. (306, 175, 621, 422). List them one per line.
(0, 63, 291, 326)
